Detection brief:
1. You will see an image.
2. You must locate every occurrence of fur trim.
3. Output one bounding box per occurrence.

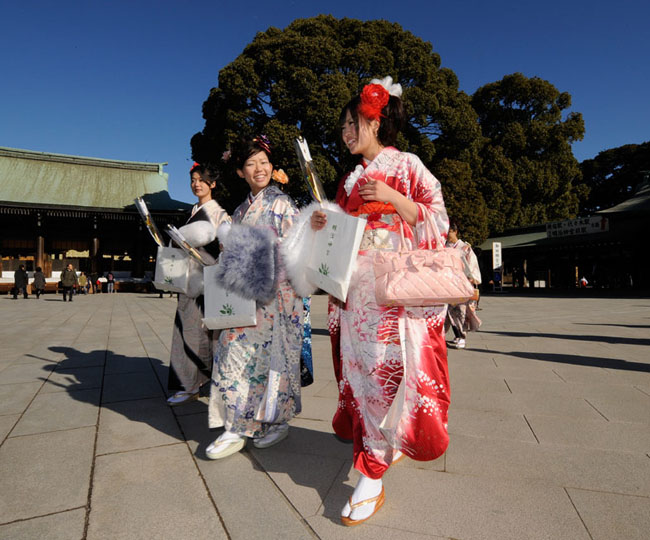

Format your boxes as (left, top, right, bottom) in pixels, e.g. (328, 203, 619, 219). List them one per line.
(281, 200, 343, 297)
(184, 259, 204, 298)
(178, 221, 216, 248)
(213, 224, 278, 303)
(216, 223, 231, 243)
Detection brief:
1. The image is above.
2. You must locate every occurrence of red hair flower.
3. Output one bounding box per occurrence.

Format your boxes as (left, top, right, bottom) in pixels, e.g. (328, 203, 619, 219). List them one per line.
(358, 83, 390, 121)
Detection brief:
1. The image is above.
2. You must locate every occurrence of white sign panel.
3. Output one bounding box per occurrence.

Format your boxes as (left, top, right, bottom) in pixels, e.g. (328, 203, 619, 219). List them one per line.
(546, 216, 609, 238)
(492, 242, 502, 270)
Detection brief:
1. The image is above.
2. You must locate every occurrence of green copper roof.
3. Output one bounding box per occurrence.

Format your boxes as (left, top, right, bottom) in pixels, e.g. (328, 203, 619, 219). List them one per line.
(0, 147, 190, 211)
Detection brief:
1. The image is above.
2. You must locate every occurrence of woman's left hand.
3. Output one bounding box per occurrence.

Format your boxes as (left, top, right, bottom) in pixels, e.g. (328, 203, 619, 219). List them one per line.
(358, 179, 396, 204)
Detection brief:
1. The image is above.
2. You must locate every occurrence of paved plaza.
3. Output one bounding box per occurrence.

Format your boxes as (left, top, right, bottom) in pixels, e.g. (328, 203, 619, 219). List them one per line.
(0, 291, 648, 539)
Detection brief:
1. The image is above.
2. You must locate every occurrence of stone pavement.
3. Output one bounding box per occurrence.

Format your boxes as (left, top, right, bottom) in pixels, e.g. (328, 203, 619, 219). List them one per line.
(0, 291, 648, 539)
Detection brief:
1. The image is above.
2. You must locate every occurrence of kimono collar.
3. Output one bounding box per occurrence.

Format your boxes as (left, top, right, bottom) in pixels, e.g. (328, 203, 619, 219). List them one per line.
(338, 147, 400, 212)
(247, 184, 284, 204)
(343, 147, 399, 195)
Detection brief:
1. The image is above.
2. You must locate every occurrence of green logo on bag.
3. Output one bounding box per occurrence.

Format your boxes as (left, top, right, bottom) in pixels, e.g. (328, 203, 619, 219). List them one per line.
(318, 263, 330, 276)
(164, 276, 173, 284)
(220, 304, 234, 315)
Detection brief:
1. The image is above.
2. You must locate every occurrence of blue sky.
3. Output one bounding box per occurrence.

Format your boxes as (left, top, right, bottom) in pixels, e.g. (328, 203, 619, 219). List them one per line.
(1, 0, 648, 203)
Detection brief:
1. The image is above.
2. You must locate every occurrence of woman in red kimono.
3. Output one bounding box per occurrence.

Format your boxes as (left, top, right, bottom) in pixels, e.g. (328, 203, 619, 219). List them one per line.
(311, 77, 451, 526)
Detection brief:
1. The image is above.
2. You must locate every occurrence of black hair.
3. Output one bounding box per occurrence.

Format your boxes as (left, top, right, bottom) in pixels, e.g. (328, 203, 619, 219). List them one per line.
(339, 93, 405, 148)
(189, 163, 218, 198)
(36, 266, 42, 272)
(448, 220, 459, 233)
(231, 138, 272, 170)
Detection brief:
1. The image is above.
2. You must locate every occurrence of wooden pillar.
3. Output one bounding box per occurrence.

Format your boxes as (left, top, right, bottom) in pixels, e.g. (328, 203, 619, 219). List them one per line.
(35, 211, 45, 272)
(90, 237, 100, 274)
(134, 223, 144, 278)
(36, 235, 44, 270)
(90, 214, 100, 274)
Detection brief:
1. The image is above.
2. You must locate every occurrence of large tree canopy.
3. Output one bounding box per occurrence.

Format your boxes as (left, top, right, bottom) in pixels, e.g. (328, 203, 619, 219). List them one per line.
(578, 141, 650, 214)
(471, 73, 586, 233)
(192, 17, 586, 245)
(191, 15, 487, 240)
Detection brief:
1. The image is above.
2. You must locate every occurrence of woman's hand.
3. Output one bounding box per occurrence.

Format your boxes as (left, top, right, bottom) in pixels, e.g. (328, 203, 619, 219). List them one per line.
(311, 210, 327, 231)
(358, 179, 396, 204)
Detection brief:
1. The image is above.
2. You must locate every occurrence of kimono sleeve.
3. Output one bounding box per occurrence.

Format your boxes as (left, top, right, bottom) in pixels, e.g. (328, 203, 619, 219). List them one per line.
(407, 154, 449, 248)
(270, 195, 300, 239)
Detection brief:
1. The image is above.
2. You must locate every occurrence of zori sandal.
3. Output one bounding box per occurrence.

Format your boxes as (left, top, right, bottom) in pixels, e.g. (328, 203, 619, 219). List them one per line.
(341, 486, 385, 527)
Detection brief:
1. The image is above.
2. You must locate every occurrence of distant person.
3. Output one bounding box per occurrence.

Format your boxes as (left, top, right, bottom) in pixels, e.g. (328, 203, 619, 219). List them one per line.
(445, 220, 482, 349)
(78, 272, 88, 294)
(13, 264, 29, 299)
(60, 263, 79, 302)
(106, 271, 115, 293)
(90, 271, 99, 294)
(32, 266, 46, 299)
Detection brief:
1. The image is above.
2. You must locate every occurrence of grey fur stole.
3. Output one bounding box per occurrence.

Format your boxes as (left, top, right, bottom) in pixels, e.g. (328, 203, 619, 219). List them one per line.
(212, 224, 278, 304)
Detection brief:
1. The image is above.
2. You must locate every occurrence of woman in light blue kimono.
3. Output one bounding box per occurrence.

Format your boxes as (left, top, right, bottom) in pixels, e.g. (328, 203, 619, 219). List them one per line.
(206, 136, 305, 459)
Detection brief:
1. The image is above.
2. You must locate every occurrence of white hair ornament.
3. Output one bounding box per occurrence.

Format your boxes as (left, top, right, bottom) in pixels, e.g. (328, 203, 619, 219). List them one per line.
(370, 76, 403, 98)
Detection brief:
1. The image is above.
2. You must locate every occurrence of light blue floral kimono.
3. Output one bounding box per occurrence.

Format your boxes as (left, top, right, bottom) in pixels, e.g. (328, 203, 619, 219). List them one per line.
(208, 185, 305, 438)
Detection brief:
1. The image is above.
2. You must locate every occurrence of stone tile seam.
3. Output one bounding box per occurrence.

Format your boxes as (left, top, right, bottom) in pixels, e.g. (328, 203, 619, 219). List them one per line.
(179, 441, 233, 540)
(566, 486, 650, 500)
(7, 422, 99, 440)
(522, 414, 541, 444)
(552, 368, 567, 382)
(0, 363, 54, 448)
(633, 385, 650, 398)
(113, 297, 233, 538)
(100, 395, 164, 406)
(95, 441, 186, 459)
(0, 505, 86, 528)
(245, 450, 322, 539)
(583, 398, 610, 421)
(563, 486, 596, 540)
(83, 296, 114, 540)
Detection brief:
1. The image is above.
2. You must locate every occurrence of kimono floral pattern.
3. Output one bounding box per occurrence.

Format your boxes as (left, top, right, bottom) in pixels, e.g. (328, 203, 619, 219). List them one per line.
(330, 147, 451, 478)
(208, 185, 304, 438)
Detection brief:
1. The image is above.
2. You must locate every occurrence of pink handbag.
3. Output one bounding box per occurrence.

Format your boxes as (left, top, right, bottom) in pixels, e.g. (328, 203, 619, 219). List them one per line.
(374, 213, 475, 307)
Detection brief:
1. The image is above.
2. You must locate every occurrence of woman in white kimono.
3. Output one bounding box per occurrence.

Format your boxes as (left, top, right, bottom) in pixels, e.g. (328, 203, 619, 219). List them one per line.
(167, 163, 230, 405)
(206, 136, 304, 459)
(303, 77, 451, 526)
(445, 220, 482, 349)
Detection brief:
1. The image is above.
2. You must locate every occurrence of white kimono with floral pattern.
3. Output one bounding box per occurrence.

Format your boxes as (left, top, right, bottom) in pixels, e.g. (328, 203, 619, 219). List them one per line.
(208, 185, 304, 438)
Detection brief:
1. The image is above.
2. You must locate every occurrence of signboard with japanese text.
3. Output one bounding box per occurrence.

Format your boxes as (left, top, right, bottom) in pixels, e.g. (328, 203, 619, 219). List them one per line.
(546, 216, 609, 238)
(492, 242, 502, 270)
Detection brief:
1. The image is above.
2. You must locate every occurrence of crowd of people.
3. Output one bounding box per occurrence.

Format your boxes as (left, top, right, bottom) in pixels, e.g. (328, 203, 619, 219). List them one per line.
(160, 77, 482, 527)
(11, 265, 119, 301)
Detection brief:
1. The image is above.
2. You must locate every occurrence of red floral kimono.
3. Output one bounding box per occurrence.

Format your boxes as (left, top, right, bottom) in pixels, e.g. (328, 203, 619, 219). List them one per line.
(328, 147, 451, 479)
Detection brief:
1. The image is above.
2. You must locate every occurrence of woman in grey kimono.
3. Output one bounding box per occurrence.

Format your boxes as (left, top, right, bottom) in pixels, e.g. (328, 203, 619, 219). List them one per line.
(206, 136, 305, 459)
(166, 163, 230, 405)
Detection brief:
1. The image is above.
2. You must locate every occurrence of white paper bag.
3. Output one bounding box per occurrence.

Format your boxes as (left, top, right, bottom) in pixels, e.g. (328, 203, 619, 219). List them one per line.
(305, 210, 366, 302)
(153, 246, 189, 293)
(202, 264, 257, 330)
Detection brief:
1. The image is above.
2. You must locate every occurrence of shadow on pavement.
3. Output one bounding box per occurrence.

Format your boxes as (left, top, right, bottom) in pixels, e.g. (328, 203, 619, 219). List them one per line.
(477, 348, 650, 372)
(480, 330, 650, 347)
(574, 322, 650, 329)
(35, 345, 348, 523)
(36, 346, 183, 442)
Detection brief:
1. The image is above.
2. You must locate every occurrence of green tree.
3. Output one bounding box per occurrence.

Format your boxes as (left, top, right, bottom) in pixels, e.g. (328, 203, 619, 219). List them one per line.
(471, 73, 586, 233)
(191, 14, 485, 240)
(578, 142, 650, 213)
